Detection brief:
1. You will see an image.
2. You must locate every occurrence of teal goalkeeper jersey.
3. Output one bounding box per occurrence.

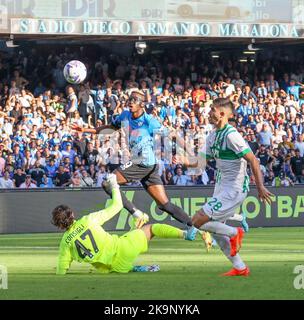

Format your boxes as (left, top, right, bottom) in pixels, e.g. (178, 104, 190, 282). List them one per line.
(56, 188, 123, 275)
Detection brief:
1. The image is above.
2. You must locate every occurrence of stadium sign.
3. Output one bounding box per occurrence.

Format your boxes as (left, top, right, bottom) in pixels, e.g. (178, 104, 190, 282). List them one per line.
(0, 0, 303, 37)
(0, 0, 299, 23)
(10, 19, 304, 38)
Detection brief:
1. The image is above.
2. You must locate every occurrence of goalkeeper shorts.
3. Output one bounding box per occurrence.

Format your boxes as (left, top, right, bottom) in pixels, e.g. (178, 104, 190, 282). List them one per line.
(110, 229, 148, 273)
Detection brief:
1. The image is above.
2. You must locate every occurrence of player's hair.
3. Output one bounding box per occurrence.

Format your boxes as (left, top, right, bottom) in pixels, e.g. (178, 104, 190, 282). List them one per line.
(51, 205, 75, 230)
(213, 97, 234, 112)
(129, 90, 145, 106)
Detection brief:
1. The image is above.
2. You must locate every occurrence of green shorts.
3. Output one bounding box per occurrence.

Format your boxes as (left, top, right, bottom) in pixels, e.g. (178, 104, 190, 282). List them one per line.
(110, 229, 148, 273)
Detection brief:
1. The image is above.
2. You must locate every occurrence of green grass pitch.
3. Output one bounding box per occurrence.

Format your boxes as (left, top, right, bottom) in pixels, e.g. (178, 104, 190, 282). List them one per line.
(0, 227, 303, 300)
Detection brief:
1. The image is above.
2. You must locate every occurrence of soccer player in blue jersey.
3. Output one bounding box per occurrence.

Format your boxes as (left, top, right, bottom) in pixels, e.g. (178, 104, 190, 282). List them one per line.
(72, 91, 198, 240)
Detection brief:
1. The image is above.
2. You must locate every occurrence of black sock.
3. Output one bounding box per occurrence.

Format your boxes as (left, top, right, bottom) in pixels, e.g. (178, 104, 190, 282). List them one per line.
(103, 184, 137, 215)
(158, 202, 193, 227)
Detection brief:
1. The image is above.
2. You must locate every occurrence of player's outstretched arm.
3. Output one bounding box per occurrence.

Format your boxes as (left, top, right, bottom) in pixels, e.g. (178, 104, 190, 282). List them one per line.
(56, 240, 73, 275)
(173, 151, 208, 168)
(244, 152, 274, 204)
(89, 174, 123, 226)
(70, 123, 116, 134)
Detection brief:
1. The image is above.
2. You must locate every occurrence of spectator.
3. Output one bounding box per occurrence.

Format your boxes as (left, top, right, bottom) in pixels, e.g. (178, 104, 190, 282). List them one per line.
(69, 171, 82, 188)
(83, 142, 99, 168)
(162, 169, 174, 185)
(95, 164, 107, 187)
(30, 151, 46, 168)
(290, 149, 304, 183)
(232, 72, 245, 88)
(269, 148, 284, 177)
(13, 167, 26, 188)
(80, 169, 94, 187)
(257, 123, 273, 147)
(29, 161, 46, 187)
(62, 156, 73, 173)
(287, 79, 303, 101)
(45, 158, 58, 178)
(0, 170, 14, 188)
(90, 84, 106, 122)
(172, 166, 191, 186)
(272, 128, 284, 149)
(103, 87, 120, 122)
(160, 98, 176, 123)
(266, 74, 279, 93)
(87, 163, 97, 181)
(66, 86, 78, 118)
(246, 133, 259, 155)
(0, 149, 5, 175)
(278, 135, 294, 155)
(61, 142, 76, 165)
(78, 84, 94, 123)
(19, 174, 37, 189)
(294, 134, 304, 157)
(291, 117, 303, 139)
(283, 155, 295, 181)
(256, 145, 271, 168)
(54, 165, 71, 187)
(265, 170, 275, 186)
(12, 144, 24, 169)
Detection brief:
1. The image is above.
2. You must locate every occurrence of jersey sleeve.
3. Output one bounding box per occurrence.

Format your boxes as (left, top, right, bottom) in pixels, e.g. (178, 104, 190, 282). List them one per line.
(226, 131, 252, 158)
(147, 114, 162, 135)
(111, 110, 129, 128)
(56, 238, 73, 275)
(87, 188, 123, 226)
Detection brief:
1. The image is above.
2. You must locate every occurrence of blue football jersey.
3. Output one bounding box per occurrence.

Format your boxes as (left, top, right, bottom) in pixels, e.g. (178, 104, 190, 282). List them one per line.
(112, 111, 161, 166)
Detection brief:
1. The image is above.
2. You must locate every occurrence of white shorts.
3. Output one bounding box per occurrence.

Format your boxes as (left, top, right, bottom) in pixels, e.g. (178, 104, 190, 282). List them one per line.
(202, 187, 247, 222)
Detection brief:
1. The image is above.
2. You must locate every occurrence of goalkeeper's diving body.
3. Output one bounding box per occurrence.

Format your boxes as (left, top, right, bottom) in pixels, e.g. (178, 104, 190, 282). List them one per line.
(52, 174, 191, 275)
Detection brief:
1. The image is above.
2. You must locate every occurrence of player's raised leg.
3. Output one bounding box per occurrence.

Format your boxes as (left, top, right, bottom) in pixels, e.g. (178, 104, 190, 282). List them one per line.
(145, 184, 199, 241)
(132, 223, 194, 272)
(192, 204, 245, 257)
(102, 169, 149, 228)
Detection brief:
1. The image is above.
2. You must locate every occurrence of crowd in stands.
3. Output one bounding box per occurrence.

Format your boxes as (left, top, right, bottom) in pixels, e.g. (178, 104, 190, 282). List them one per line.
(0, 45, 304, 189)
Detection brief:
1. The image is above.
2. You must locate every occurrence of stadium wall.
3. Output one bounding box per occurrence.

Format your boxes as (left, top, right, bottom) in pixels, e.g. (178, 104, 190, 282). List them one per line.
(0, 186, 303, 234)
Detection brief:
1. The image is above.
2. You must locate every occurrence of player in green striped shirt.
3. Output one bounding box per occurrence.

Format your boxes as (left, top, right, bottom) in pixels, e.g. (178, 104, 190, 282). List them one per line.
(178, 98, 273, 276)
(52, 174, 190, 274)
(192, 98, 273, 276)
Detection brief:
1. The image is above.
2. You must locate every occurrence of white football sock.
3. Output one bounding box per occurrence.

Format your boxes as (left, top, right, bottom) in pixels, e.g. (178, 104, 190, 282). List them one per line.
(133, 210, 143, 219)
(212, 234, 246, 270)
(228, 214, 243, 222)
(201, 221, 237, 238)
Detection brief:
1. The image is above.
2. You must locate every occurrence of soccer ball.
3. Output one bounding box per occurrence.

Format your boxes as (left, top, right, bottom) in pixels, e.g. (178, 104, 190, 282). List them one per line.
(63, 60, 87, 84)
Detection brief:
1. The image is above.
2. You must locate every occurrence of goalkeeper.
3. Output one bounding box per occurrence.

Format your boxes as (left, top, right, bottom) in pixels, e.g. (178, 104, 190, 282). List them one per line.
(53, 174, 190, 274)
